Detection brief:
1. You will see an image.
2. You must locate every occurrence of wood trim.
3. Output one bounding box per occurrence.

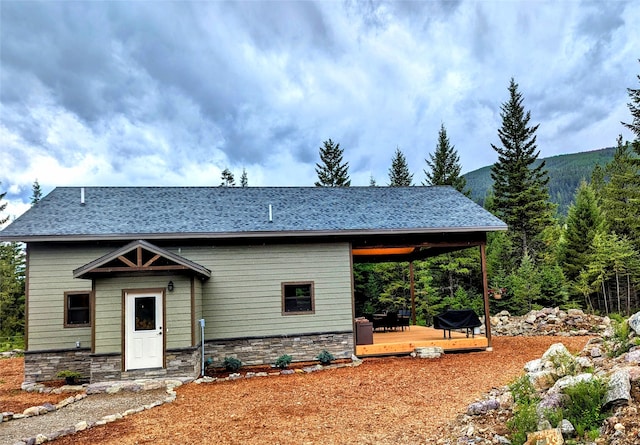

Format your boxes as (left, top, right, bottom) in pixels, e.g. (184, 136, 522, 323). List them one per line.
(162, 288, 167, 369)
(190, 276, 196, 347)
(480, 244, 492, 348)
(121, 289, 126, 372)
(117, 255, 137, 268)
(25, 245, 30, 351)
(143, 254, 161, 267)
(281, 281, 315, 316)
(91, 280, 96, 353)
(88, 265, 191, 273)
(136, 246, 143, 266)
(63, 290, 92, 328)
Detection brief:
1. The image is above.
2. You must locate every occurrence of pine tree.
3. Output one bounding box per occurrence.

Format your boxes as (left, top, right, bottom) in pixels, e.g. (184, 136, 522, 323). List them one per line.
(0, 183, 8, 226)
(622, 60, 640, 140)
(220, 168, 235, 187)
(423, 124, 468, 194)
(314, 139, 351, 187)
(561, 180, 605, 283)
(369, 175, 377, 186)
(490, 78, 553, 261)
(31, 180, 42, 205)
(240, 168, 248, 187)
(388, 147, 413, 186)
(601, 137, 640, 251)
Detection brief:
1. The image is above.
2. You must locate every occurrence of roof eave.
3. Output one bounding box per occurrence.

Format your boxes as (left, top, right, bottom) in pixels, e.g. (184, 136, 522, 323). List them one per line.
(0, 225, 509, 243)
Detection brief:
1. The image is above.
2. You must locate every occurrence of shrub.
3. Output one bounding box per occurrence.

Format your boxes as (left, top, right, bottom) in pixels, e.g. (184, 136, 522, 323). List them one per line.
(509, 375, 539, 404)
(563, 378, 609, 439)
(316, 350, 335, 365)
(507, 400, 538, 445)
(222, 356, 242, 372)
(274, 354, 292, 369)
(607, 317, 632, 357)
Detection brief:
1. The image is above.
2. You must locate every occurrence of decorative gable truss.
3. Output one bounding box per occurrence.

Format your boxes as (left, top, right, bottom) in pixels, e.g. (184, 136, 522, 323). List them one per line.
(73, 239, 211, 280)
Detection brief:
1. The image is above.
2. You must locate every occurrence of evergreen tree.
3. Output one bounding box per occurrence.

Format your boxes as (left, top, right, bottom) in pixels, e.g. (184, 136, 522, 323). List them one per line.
(561, 180, 605, 283)
(0, 242, 25, 342)
(388, 147, 413, 186)
(0, 183, 8, 226)
(423, 123, 468, 194)
(314, 139, 351, 187)
(601, 137, 640, 250)
(220, 168, 235, 187)
(490, 78, 553, 261)
(369, 174, 377, 187)
(31, 179, 42, 205)
(240, 168, 248, 187)
(622, 60, 640, 140)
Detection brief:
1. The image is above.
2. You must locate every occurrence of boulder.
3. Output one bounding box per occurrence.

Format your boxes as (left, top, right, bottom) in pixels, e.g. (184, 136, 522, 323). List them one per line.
(559, 419, 575, 437)
(603, 369, 631, 409)
(628, 311, 640, 336)
(466, 398, 499, 415)
(529, 371, 557, 391)
(549, 373, 593, 394)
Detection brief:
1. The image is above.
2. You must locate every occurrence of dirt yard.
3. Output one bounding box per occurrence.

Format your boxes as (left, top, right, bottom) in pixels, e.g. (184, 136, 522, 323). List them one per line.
(1, 336, 591, 444)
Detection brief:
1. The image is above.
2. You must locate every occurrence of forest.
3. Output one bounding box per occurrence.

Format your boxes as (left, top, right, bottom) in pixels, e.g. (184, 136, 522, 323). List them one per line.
(1, 68, 640, 351)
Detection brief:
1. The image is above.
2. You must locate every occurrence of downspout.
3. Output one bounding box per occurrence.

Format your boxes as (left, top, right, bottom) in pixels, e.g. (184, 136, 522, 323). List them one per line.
(199, 319, 205, 377)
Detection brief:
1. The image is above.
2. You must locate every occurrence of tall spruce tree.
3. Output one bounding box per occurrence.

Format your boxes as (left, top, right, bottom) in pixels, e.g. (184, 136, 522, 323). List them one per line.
(490, 78, 553, 261)
(623, 60, 640, 140)
(31, 180, 42, 204)
(561, 180, 605, 284)
(0, 183, 8, 226)
(220, 168, 235, 187)
(424, 123, 468, 194)
(388, 147, 413, 186)
(315, 139, 351, 187)
(240, 168, 248, 187)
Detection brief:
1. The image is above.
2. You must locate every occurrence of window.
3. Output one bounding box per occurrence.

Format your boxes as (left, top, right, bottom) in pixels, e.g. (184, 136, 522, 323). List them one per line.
(64, 291, 91, 327)
(282, 282, 314, 315)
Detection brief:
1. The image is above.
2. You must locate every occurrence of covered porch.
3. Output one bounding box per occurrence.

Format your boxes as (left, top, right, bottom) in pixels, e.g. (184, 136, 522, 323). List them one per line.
(355, 325, 488, 356)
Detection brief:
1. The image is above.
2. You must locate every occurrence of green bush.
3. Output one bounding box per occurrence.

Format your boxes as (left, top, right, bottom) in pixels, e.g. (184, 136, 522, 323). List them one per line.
(507, 400, 538, 445)
(222, 356, 242, 372)
(274, 354, 292, 369)
(316, 350, 335, 365)
(563, 378, 609, 438)
(509, 375, 539, 404)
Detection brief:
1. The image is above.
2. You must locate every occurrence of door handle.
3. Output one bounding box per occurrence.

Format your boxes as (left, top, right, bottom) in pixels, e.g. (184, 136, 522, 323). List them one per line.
(158, 326, 163, 336)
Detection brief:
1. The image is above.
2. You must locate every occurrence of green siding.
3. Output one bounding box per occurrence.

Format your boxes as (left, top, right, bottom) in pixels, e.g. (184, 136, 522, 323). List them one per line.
(27, 241, 353, 353)
(176, 243, 353, 339)
(27, 244, 108, 351)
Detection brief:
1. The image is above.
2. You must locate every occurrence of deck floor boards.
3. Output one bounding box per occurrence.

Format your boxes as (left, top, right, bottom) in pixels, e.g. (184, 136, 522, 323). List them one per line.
(355, 325, 488, 357)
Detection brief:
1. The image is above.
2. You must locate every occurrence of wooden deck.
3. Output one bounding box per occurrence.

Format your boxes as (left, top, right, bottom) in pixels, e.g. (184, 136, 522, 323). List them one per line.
(355, 325, 489, 357)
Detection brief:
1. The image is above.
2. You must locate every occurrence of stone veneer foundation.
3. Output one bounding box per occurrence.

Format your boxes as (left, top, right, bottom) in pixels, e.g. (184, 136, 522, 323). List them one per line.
(204, 331, 354, 367)
(23, 332, 353, 382)
(24, 348, 200, 383)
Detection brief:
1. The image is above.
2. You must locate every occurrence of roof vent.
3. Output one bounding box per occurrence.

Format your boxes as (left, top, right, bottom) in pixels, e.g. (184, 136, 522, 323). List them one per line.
(268, 204, 273, 223)
(80, 187, 85, 205)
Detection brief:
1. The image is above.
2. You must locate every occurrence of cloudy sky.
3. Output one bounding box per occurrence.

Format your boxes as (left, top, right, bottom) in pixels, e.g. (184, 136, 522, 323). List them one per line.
(1, 0, 639, 221)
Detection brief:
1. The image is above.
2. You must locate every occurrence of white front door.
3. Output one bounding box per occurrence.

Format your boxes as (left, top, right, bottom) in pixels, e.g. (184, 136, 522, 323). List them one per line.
(125, 292, 164, 370)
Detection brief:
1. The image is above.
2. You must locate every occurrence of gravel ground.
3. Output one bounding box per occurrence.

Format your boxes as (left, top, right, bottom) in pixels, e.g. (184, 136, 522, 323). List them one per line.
(0, 390, 168, 445)
(43, 336, 591, 445)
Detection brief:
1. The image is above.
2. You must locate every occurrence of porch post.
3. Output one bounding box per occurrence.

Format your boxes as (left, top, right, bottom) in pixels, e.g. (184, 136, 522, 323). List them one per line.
(409, 261, 416, 325)
(480, 244, 492, 349)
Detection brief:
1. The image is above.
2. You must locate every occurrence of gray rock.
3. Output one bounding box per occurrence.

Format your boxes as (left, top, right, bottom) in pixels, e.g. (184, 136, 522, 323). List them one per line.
(628, 311, 640, 336)
(529, 370, 557, 391)
(626, 350, 640, 364)
(560, 419, 576, 437)
(493, 434, 512, 444)
(524, 358, 542, 373)
(549, 373, 594, 394)
(466, 398, 500, 415)
(603, 369, 631, 409)
(590, 347, 602, 358)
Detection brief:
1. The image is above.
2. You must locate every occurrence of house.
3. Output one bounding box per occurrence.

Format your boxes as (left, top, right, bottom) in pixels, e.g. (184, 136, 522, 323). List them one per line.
(0, 186, 507, 383)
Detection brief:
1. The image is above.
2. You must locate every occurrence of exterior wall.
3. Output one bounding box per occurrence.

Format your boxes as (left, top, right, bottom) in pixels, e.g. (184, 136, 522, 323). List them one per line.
(94, 275, 192, 354)
(27, 243, 110, 351)
(90, 348, 200, 382)
(177, 243, 354, 340)
(205, 332, 353, 367)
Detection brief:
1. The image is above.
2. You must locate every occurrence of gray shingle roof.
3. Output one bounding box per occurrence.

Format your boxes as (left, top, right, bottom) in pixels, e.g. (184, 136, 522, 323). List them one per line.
(0, 186, 507, 241)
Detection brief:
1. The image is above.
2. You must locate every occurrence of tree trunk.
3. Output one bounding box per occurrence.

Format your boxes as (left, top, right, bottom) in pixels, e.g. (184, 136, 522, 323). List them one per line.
(602, 281, 609, 315)
(627, 274, 631, 316)
(616, 271, 621, 314)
